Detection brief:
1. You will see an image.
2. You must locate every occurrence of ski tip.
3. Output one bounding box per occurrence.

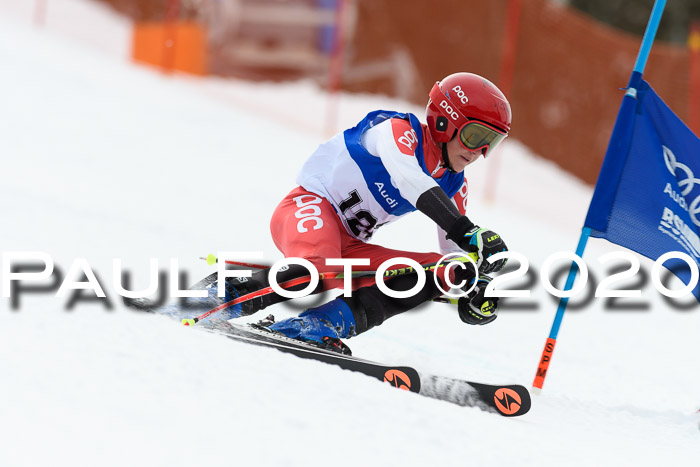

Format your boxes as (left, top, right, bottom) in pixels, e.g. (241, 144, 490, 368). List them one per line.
(205, 253, 217, 265)
(493, 386, 532, 417)
(182, 318, 196, 326)
(531, 387, 543, 396)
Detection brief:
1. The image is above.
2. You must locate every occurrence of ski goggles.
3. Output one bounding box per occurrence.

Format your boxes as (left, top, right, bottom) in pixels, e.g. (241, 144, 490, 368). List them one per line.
(457, 120, 507, 157)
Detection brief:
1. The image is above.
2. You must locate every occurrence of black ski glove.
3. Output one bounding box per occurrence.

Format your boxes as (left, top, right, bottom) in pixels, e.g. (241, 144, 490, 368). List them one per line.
(458, 275, 498, 326)
(446, 217, 508, 274)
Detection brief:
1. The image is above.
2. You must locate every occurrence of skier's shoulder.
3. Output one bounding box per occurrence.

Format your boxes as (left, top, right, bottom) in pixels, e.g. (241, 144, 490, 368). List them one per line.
(362, 111, 424, 157)
(386, 117, 418, 156)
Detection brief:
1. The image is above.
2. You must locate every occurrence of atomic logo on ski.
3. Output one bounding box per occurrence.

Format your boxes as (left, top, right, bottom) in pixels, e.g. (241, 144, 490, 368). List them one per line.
(494, 388, 522, 415)
(383, 369, 412, 391)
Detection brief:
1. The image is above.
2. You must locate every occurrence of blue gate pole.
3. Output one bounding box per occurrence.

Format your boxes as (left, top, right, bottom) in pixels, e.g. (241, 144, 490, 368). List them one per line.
(532, 0, 667, 391)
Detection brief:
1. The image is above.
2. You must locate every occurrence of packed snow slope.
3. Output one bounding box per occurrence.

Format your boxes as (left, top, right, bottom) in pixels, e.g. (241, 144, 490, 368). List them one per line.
(0, 2, 698, 466)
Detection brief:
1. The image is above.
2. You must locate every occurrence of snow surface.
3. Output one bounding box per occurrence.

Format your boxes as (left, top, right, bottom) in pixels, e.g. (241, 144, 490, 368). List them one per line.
(1, 2, 699, 466)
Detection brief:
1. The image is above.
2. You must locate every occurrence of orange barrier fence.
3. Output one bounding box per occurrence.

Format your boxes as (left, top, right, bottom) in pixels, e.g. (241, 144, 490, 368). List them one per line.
(131, 21, 207, 75)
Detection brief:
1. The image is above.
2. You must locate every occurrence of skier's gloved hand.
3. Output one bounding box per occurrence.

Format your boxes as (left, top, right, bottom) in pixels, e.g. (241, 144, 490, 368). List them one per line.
(458, 275, 498, 326)
(459, 226, 508, 274)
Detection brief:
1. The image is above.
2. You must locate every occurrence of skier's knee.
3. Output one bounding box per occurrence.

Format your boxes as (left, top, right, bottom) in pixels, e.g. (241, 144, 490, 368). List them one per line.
(226, 263, 324, 316)
(339, 272, 443, 334)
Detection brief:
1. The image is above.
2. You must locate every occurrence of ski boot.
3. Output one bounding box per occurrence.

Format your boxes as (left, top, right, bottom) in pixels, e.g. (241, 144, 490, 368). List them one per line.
(263, 298, 356, 355)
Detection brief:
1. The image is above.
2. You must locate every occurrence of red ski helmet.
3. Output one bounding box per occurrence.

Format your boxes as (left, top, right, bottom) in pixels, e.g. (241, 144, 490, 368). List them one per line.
(426, 73, 511, 157)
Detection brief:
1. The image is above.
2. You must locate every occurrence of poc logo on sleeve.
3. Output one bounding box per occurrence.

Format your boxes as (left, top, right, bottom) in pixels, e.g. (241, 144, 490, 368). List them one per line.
(397, 129, 418, 152)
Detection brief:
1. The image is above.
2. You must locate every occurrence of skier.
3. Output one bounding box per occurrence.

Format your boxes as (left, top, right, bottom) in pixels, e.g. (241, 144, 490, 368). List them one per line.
(206, 72, 511, 353)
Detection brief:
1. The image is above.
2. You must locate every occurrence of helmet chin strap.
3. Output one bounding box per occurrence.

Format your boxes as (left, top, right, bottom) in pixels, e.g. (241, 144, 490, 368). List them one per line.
(440, 141, 458, 174)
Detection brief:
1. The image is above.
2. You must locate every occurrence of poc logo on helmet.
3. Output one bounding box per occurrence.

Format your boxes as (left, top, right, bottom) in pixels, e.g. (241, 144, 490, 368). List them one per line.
(440, 100, 459, 120)
(452, 85, 469, 105)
